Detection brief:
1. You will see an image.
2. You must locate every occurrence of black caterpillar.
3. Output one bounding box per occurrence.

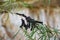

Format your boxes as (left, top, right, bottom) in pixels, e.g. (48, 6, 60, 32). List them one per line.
(16, 13, 43, 30)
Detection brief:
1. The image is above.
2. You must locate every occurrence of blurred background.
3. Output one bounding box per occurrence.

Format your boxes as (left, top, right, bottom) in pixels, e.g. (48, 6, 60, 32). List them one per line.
(0, 0, 60, 40)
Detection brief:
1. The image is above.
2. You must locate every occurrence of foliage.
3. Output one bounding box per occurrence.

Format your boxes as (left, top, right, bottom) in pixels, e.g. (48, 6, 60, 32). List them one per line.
(0, 24, 60, 40)
(23, 24, 60, 40)
(0, 0, 51, 12)
(0, 0, 33, 12)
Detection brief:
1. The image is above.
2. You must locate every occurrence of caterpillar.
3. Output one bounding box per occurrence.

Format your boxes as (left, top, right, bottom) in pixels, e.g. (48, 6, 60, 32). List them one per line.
(16, 13, 43, 30)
